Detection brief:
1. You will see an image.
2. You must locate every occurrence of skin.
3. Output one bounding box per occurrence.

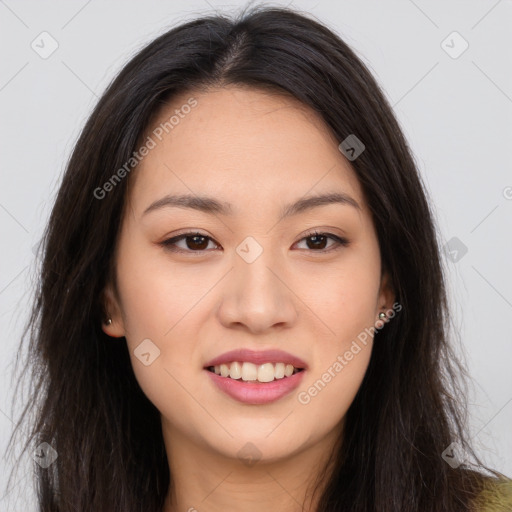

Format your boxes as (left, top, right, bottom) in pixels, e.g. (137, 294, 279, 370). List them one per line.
(102, 85, 395, 512)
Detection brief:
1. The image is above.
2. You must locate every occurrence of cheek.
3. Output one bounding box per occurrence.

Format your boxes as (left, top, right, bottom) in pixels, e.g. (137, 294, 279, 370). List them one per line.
(297, 263, 378, 415)
(294, 251, 381, 339)
(115, 235, 203, 339)
(113, 239, 214, 408)
(293, 249, 379, 415)
(296, 343, 372, 435)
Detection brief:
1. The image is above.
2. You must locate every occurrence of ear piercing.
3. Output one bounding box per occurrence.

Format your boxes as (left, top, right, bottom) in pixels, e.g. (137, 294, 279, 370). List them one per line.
(105, 318, 112, 325)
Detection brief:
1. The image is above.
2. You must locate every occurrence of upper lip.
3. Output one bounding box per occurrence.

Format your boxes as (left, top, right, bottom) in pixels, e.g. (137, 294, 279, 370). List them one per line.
(204, 349, 308, 370)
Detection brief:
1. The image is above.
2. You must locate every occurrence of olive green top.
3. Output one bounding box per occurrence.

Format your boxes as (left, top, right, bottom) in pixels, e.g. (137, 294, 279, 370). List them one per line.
(473, 477, 512, 511)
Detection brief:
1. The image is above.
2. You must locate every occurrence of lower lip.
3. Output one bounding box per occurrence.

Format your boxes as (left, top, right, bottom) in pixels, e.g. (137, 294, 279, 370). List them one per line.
(205, 369, 306, 404)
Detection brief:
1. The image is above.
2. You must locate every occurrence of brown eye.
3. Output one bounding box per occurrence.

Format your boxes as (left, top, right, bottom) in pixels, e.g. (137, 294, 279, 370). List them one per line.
(304, 233, 329, 250)
(295, 231, 349, 252)
(182, 234, 209, 250)
(161, 232, 219, 253)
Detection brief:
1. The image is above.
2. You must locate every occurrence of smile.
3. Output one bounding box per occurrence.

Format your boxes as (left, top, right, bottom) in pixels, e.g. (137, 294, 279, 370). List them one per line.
(205, 364, 306, 405)
(207, 361, 304, 383)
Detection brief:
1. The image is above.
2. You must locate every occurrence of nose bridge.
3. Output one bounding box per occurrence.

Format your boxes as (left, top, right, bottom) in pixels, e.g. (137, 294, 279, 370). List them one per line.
(216, 235, 297, 331)
(235, 234, 284, 307)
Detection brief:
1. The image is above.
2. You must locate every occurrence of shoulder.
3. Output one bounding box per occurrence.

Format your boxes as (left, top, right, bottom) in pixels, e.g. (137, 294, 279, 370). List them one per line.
(472, 477, 512, 512)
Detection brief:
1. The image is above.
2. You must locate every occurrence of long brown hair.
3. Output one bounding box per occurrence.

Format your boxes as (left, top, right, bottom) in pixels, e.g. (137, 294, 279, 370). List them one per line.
(5, 4, 507, 511)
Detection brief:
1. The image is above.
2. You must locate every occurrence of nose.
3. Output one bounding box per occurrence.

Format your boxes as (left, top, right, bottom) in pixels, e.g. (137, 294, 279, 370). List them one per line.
(215, 244, 299, 334)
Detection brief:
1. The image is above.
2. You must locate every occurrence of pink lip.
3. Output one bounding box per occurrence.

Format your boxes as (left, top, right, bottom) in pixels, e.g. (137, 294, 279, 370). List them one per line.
(203, 349, 308, 369)
(205, 369, 306, 404)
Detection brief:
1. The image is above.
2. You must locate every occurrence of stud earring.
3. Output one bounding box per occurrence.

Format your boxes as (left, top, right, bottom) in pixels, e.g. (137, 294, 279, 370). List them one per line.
(105, 318, 112, 325)
(378, 312, 386, 320)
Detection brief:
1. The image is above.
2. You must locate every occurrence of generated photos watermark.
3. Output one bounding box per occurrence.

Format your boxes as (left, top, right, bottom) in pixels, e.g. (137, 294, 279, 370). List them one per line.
(93, 97, 198, 200)
(297, 301, 402, 405)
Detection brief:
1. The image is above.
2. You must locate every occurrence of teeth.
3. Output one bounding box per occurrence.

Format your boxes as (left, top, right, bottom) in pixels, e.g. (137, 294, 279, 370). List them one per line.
(211, 361, 302, 382)
(274, 362, 285, 379)
(284, 364, 294, 377)
(258, 362, 275, 383)
(241, 362, 258, 381)
(229, 361, 242, 379)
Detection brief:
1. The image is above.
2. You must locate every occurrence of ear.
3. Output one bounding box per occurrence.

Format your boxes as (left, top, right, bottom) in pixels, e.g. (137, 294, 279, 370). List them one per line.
(376, 269, 395, 316)
(100, 282, 125, 338)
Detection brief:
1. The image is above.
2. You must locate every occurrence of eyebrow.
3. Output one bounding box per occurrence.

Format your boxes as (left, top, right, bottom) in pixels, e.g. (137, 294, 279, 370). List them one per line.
(142, 191, 361, 220)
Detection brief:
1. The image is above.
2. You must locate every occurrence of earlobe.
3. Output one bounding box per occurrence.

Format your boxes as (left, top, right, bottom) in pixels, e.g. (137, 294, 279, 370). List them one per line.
(100, 284, 125, 338)
(374, 271, 396, 328)
(377, 270, 396, 315)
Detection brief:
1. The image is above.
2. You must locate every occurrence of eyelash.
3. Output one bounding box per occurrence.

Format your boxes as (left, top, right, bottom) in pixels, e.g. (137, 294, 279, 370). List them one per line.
(160, 230, 349, 255)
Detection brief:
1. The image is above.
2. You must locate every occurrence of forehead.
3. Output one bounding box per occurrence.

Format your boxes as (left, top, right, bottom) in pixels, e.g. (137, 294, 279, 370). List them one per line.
(127, 86, 365, 217)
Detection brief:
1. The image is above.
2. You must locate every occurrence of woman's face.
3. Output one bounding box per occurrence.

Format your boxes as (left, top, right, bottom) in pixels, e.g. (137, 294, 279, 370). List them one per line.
(103, 85, 393, 466)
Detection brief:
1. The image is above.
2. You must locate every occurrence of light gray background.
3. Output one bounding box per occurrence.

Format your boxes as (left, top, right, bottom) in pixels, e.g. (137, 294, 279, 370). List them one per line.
(1, 0, 511, 509)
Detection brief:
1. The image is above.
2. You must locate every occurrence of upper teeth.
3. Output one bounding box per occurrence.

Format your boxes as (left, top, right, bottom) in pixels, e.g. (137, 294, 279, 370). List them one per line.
(210, 362, 301, 382)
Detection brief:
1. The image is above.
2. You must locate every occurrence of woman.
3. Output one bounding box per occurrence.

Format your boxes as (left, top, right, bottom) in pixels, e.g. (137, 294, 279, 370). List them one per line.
(7, 4, 511, 511)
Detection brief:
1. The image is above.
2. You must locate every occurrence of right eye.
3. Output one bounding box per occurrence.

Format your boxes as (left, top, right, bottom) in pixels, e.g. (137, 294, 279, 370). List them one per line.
(160, 231, 221, 253)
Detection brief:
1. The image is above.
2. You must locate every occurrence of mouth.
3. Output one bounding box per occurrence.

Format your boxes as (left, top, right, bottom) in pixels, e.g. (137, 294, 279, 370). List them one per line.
(205, 362, 305, 383)
(204, 361, 307, 404)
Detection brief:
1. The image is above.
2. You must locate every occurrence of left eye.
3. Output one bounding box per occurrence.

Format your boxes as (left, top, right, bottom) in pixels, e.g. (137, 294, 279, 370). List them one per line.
(160, 231, 349, 254)
(295, 231, 349, 252)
